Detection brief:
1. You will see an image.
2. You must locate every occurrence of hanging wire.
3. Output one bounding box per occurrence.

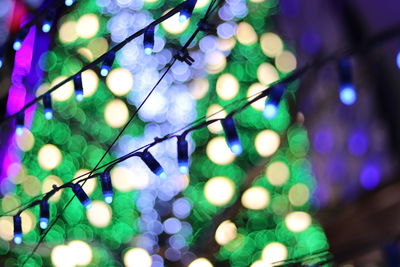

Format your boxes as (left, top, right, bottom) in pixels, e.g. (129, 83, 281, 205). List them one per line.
(19, 1, 222, 265)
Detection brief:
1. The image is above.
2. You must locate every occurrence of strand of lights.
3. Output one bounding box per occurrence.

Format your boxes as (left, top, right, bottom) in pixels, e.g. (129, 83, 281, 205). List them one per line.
(100, 170, 113, 204)
(13, 215, 22, 244)
(177, 135, 190, 174)
(0, 0, 204, 128)
(140, 150, 167, 179)
(6, 24, 400, 222)
(39, 200, 50, 229)
(19, 2, 221, 260)
(221, 116, 242, 155)
(15, 112, 24, 136)
(71, 183, 92, 209)
(263, 84, 285, 119)
(73, 73, 84, 102)
(338, 58, 357, 105)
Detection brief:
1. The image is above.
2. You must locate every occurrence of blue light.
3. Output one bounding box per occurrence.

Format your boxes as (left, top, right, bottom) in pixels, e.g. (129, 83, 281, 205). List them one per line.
(179, 165, 189, 174)
(177, 137, 189, 174)
(179, 0, 196, 22)
(339, 84, 357, 105)
(104, 195, 113, 204)
(16, 126, 23, 136)
(0, 59, 3, 69)
(397, 51, 400, 69)
(72, 184, 92, 209)
(76, 92, 83, 102)
(144, 47, 153, 55)
(144, 26, 155, 55)
(13, 41, 21, 51)
(263, 103, 278, 119)
(44, 110, 53, 120)
(100, 171, 114, 204)
(158, 170, 167, 179)
(142, 151, 166, 178)
(65, 0, 74, 6)
(230, 141, 242, 156)
(74, 74, 84, 102)
(179, 14, 189, 23)
(42, 23, 51, 33)
(39, 218, 48, 230)
(14, 234, 22, 244)
(84, 201, 92, 210)
(100, 68, 109, 77)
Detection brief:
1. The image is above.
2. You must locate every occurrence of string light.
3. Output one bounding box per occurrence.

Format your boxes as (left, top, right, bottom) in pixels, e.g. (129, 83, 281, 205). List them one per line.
(263, 84, 284, 119)
(338, 59, 356, 105)
(39, 200, 50, 229)
(15, 112, 24, 136)
(43, 93, 53, 120)
(13, 215, 22, 244)
(177, 135, 189, 174)
(72, 184, 92, 209)
(73, 73, 84, 102)
(65, 0, 76, 7)
(180, 0, 197, 22)
(141, 150, 167, 179)
(100, 171, 113, 204)
(221, 116, 242, 156)
(42, 9, 56, 33)
(143, 25, 155, 55)
(100, 51, 116, 77)
(13, 27, 29, 51)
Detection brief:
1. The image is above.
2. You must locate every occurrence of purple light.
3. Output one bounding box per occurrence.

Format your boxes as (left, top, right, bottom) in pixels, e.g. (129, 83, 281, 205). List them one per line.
(172, 198, 191, 219)
(169, 234, 186, 249)
(313, 129, 334, 154)
(165, 248, 181, 261)
(360, 164, 381, 190)
(163, 217, 181, 234)
(348, 132, 368, 156)
(300, 31, 321, 55)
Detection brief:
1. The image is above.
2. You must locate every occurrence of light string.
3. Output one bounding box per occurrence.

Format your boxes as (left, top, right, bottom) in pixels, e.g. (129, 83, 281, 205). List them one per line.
(18, 0, 221, 265)
(3, 22, 400, 219)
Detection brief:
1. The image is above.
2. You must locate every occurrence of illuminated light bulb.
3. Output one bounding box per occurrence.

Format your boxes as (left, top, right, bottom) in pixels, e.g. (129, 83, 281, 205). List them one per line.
(141, 151, 167, 178)
(338, 59, 356, 106)
(396, 50, 400, 69)
(42, 10, 55, 33)
(65, 0, 75, 6)
(177, 136, 189, 174)
(179, 0, 197, 22)
(13, 215, 22, 244)
(221, 116, 242, 155)
(100, 171, 113, 204)
(263, 85, 284, 119)
(13, 28, 29, 51)
(39, 200, 50, 229)
(73, 73, 84, 102)
(72, 184, 92, 209)
(43, 93, 53, 120)
(100, 51, 116, 77)
(15, 112, 24, 136)
(143, 25, 155, 55)
(0, 58, 3, 69)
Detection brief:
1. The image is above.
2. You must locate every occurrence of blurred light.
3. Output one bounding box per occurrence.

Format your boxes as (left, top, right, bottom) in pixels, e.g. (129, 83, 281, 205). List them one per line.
(82, 69, 99, 98)
(162, 9, 190, 34)
(397, 50, 400, 69)
(205, 51, 226, 74)
(204, 176, 235, 206)
(124, 248, 152, 267)
(104, 99, 129, 128)
(188, 258, 213, 267)
(260, 33, 283, 58)
(0, 217, 13, 241)
(20, 210, 35, 234)
(285, 211, 311, 232)
(257, 63, 279, 86)
(111, 166, 150, 191)
(247, 83, 267, 111)
(76, 14, 99, 39)
(215, 220, 237, 245)
(195, 0, 210, 9)
(190, 78, 209, 99)
(241, 186, 270, 210)
(236, 22, 257, 45)
(360, 164, 381, 190)
(250, 260, 271, 267)
(173, 198, 191, 219)
(275, 51, 296, 73)
(42, 23, 51, 33)
(255, 130, 280, 157)
(163, 217, 182, 234)
(217, 23, 237, 39)
(206, 136, 235, 165)
(68, 240, 93, 265)
(106, 68, 133, 96)
(38, 144, 62, 170)
(339, 84, 357, 105)
(52, 245, 74, 267)
(15, 128, 34, 151)
(216, 73, 239, 100)
(51, 76, 74, 102)
(288, 184, 309, 206)
(217, 37, 236, 51)
(348, 132, 368, 156)
(59, 21, 78, 44)
(313, 129, 333, 155)
(206, 105, 226, 134)
(261, 242, 287, 264)
(266, 161, 290, 186)
(65, 0, 75, 6)
(86, 201, 112, 227)
(42, 175, 63, 202)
